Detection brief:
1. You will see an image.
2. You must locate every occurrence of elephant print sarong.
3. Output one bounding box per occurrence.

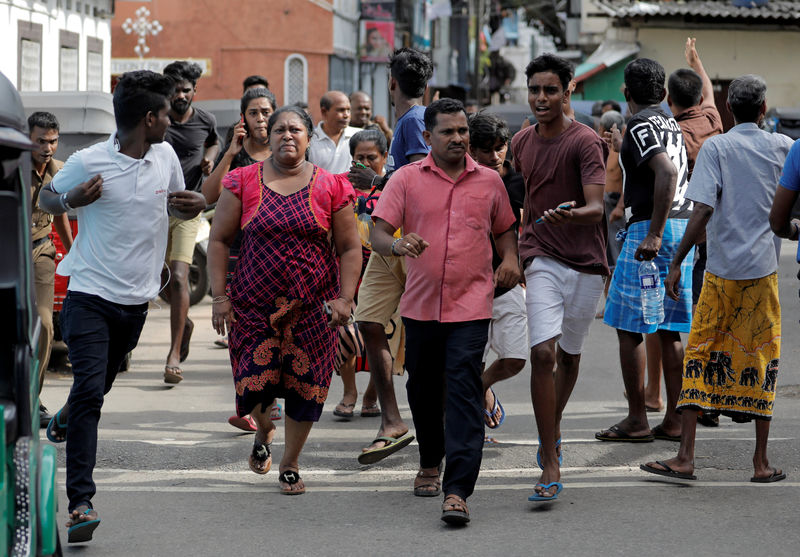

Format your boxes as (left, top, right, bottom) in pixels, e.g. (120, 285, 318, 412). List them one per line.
(677, 272, 780, 421)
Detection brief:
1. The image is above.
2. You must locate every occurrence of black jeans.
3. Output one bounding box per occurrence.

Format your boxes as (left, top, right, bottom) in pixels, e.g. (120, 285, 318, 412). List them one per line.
(61, 291, 148, 511)
(402, 318, 489, 500)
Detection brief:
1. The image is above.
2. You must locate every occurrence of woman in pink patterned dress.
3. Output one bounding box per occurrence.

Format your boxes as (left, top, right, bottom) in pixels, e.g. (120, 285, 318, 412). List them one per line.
(208, 106, 361, 494)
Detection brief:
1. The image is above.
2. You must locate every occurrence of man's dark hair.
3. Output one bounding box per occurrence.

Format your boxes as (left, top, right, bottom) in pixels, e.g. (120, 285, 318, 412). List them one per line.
(668, 69, 703, 109)
(349, 128, 388, 156)
(424, 98, 467, 132)
(468, 112, 509, 150)
(524, 54, 574, 90)
(267, 105, 314, 138)
(242, 74, 269, 91)
(727, 74, 767, 124)
(113, 70, 174, 131)
(163, 60, 203, 86)
(602, 99, 622, 113)
(27, 111, 59, 133)
(388, 48, 433, 99)
(624, 58, 666, 106)
(240, 87, 276, 115)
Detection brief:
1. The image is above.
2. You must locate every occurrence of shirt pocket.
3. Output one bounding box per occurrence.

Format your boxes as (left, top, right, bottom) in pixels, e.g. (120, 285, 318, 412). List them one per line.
(464, 195, 488, 231)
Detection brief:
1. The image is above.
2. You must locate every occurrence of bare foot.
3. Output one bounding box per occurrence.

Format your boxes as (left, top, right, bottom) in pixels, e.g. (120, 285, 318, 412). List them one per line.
(66, 506, 98, 528)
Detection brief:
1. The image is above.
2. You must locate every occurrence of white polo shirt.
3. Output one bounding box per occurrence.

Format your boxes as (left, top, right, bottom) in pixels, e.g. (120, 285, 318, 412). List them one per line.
(50, 134, 185, 305)
(307, 122, 360, 174)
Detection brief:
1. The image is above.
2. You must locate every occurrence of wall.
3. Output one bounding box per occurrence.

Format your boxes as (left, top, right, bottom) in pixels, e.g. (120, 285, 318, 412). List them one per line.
(112, 0, 334, 123)
(637, 27, 800, 108)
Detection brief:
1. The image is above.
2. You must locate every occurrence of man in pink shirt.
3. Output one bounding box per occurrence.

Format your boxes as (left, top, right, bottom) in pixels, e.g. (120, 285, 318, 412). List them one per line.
(371, 98, 520, 525)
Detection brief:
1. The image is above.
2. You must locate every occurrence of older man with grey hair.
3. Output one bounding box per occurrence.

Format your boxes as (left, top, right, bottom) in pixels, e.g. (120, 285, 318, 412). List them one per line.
(641, 74, 793, 483)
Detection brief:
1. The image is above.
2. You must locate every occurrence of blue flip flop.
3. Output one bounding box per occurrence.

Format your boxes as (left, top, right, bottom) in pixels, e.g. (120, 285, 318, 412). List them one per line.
(528, 481, 563, 501)
(536, 437, 563, 469)
(67, 507, 100, 543)
(483, 388, 505, 429)
(46, 407, 67, 444)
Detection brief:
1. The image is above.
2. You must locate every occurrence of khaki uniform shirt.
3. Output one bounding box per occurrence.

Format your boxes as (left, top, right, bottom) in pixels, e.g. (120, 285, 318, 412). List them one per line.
(31, 158, 64, 241)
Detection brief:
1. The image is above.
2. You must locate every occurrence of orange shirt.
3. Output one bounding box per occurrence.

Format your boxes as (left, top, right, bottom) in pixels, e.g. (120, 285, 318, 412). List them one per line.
(373, 154, 516, 323)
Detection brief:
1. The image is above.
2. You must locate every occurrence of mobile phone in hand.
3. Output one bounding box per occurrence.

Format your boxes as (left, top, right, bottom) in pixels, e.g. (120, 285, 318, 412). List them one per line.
(535, 203, 573, 224)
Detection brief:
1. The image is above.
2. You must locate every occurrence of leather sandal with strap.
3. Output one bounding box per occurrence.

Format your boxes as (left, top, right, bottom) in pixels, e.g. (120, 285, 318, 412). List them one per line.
(413, 468, 441, 497)
(441, 494, 470, 525)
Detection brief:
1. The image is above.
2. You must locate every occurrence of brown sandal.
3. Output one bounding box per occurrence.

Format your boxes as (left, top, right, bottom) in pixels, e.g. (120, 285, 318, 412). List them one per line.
(441, 494, 470, 525)
(413, 468, 441, 497)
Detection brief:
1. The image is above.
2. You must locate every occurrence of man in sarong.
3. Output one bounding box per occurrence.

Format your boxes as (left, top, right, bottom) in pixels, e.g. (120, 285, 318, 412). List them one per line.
(641, 75, 793, 482)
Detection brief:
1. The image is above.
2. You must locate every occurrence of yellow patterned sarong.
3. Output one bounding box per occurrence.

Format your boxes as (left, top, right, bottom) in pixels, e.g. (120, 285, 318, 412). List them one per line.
(677, 272, 780, 420)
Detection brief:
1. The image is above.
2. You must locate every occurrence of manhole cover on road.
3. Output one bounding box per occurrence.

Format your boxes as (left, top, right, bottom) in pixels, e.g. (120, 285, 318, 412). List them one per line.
(777, 384, 800, 398)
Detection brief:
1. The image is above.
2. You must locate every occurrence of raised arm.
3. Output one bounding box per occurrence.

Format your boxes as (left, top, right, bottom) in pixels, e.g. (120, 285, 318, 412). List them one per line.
(685, 37, 716, 110)
(202, 122, 246, 204)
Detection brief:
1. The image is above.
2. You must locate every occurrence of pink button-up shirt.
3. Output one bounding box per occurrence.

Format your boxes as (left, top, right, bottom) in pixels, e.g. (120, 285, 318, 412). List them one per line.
(373, 153, 516, 323)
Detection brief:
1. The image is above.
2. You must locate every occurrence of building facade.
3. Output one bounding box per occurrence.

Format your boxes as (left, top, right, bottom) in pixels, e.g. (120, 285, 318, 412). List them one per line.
(111, 0, 336, 122)
(1, 0, 113, 93)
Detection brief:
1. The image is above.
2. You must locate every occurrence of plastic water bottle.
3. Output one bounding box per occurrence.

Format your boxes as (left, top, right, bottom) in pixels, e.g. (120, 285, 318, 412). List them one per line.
(638, 260, 664, 325)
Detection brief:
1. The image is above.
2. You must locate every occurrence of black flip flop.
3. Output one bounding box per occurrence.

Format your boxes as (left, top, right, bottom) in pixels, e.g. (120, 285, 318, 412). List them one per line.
(751, 468, 787, 483)
(640, 461, 697, 480)
(651, 424, 681, 442)
(595, 424, 655, 442)
(279, 469, 305, 495)
(248, 440, 272, 475)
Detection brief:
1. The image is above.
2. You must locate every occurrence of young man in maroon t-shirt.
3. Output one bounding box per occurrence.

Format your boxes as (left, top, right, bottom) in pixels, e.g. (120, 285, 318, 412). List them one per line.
(510, 54, 607, 501)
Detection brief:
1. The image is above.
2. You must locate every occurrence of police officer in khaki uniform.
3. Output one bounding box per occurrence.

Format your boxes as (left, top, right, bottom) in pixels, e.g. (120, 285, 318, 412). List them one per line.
(29, 111, 73, 427)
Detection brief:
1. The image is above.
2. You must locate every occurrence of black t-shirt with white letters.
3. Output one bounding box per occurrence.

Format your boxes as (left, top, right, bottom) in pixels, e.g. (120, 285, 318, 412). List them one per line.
(620, 106, 691, 225)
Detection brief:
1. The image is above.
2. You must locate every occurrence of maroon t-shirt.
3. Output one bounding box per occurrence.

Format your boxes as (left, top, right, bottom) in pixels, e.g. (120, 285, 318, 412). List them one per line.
(511, 120, 609, 275)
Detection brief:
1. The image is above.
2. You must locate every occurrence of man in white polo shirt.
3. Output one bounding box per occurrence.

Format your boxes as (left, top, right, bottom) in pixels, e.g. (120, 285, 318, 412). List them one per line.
(308, 90, 360, 173)
(38, 70, 206, 544)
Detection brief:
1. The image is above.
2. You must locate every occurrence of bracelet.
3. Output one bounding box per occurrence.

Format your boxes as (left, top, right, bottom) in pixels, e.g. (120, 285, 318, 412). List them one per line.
(370, 174, 381, 187)
(60, 192, 73, 211)
(792, 223, 799, 241)
(390, 237, 403, 256)
(211, 295, 230, 304)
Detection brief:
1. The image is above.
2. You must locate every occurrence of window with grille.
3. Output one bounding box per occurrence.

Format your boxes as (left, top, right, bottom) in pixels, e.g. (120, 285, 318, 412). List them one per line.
(284, 54, 308, 105)
(60, 30, 80, 91)
(87, 37, 103, 91)
(18, 21, 43, 91)
(19, 40, 42, 91)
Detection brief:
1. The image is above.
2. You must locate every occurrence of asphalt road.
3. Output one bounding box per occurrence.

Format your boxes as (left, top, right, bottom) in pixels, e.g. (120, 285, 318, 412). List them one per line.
(43, 243, 800, 556)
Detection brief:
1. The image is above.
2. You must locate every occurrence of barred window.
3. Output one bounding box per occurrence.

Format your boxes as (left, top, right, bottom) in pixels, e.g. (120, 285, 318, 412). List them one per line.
(284, 54, 308, 105)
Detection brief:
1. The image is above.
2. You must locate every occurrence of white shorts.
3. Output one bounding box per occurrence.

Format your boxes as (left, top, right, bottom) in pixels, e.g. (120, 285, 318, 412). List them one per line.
(483, 285, 528, 362)
(525, 256, 604, 355)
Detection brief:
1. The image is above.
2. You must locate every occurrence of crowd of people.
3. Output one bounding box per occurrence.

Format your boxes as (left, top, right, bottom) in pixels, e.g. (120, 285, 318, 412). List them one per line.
(29, 38, 800, 541)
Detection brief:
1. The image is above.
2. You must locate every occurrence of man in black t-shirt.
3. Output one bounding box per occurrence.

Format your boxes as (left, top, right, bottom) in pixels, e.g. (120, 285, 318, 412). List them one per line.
(161, 61, 219, 385)
(468, 112, 526, 433)
(597, 58, 694, 445)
